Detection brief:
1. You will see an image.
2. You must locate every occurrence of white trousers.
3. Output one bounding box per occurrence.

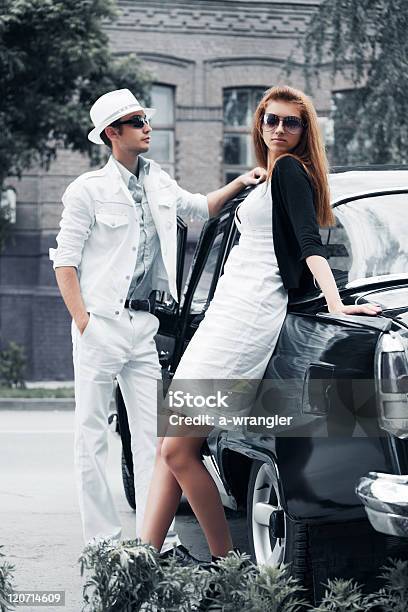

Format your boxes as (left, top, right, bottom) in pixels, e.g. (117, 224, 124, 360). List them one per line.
(71, 308, 180, 551)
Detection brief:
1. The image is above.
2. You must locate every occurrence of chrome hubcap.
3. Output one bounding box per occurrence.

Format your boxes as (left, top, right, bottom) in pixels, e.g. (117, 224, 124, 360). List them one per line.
(252, 463, 285, 565)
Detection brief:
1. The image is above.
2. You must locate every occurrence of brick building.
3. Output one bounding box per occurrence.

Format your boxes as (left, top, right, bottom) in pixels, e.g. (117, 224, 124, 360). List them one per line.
(1, 0, 347, 380)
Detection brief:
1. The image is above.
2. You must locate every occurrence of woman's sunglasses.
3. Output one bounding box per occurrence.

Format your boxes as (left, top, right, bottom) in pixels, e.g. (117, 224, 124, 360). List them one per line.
(263, 113, 306, 134)
(113, 115, 151, 129)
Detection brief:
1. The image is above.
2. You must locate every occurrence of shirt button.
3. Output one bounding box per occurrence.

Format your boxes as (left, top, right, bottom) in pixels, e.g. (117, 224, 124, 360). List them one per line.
(126, 275, 130, 280)
(119, 298, 124, 303)
(132, 246, 137, 251)
(115, 310, 120, 315)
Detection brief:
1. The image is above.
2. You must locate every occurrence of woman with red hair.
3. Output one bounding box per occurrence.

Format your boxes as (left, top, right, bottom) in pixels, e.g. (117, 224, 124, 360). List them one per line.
(141, 85, 381, 562)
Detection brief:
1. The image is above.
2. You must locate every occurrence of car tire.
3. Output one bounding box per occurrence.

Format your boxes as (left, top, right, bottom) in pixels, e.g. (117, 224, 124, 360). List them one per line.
(121, 448, 136, 510)
(247, 459, 309, 583)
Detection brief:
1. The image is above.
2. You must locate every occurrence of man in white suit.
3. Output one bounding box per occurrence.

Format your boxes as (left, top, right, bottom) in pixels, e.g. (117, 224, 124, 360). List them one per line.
(50, 88, 263, 559)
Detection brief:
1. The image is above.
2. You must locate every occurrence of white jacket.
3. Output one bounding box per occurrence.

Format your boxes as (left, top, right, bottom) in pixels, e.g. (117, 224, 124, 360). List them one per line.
(49, 156, 209, 319)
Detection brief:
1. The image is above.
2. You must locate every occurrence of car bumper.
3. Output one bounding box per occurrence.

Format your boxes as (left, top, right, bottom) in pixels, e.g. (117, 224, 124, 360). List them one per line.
(356, 472, 408, 537)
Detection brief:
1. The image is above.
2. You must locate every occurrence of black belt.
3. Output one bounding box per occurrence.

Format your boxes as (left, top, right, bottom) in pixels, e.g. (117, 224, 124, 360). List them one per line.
(125, 294, 156, 313)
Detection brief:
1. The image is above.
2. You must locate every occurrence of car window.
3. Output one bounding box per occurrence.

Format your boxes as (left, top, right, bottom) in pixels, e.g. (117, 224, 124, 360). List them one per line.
(155, 218, 186, 310)
(328, 192, 408, 282)
(190, 230, 225, 314)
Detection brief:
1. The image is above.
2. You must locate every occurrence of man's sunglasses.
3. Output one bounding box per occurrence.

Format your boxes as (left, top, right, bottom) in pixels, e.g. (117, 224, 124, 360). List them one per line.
(113, 115, 151, 129)
(263, 113, 306, 134)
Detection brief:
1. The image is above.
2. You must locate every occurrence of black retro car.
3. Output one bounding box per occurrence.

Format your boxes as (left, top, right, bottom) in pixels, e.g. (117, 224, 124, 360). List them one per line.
(116, 165, 408, 596)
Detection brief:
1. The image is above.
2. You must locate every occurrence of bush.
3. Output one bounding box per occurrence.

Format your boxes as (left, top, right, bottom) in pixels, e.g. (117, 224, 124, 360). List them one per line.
(79, 539, 207, 611)
(200, 558, 305, 612)
(369, 559, 408, 612)
(0, 342, 26, 388)
(78, 540, 305, 612)
(311, 578, 373, 611)
(310, 559, 408, 611)
(79, 540, 408, 612)
(0, 546, 16, 612)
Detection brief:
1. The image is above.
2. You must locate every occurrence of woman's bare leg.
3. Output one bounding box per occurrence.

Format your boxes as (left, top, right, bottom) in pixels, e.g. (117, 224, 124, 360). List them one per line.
(140, 438, 183, 551)
(161, 428, 233, 557)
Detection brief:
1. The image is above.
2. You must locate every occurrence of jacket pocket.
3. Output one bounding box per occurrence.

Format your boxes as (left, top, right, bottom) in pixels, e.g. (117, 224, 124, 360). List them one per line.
(95, 213, 129, 228)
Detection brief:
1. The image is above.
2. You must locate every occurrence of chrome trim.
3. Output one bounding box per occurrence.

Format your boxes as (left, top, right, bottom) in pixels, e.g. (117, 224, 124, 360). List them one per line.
(202, 455, 237, 510)
(365, 507, 408, 538)
(331, 187, 408, 209)
(356, 472, 408, 537)
(345, 273, 408, 290)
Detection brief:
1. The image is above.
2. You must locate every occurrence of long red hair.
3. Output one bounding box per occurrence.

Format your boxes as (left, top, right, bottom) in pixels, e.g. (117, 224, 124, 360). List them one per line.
(253, 85, 334, 227)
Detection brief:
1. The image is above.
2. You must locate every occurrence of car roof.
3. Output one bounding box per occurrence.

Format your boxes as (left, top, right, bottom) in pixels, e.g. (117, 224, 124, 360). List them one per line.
(329, 169, 408, 204)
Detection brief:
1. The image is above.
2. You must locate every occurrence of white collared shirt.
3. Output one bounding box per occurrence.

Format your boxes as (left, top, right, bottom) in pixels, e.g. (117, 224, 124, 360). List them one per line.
(49, 156, 209, 318)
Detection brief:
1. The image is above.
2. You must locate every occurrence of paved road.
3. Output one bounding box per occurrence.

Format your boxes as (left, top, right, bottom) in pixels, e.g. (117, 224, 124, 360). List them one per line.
(0, 410, 247, 612)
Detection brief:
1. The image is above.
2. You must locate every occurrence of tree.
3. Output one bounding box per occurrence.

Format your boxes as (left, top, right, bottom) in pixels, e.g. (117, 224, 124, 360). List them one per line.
(302, 0, 408, 165)
(0, 0, 152, 189)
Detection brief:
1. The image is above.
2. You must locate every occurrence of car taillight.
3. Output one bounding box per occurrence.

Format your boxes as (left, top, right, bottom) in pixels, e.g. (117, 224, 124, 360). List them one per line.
(381, 352, 408, 393)
(375, 332, 408, 438)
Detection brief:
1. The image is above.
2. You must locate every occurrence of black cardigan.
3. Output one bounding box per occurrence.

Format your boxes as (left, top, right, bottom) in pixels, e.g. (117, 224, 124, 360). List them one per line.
(270, 156, 328, 299)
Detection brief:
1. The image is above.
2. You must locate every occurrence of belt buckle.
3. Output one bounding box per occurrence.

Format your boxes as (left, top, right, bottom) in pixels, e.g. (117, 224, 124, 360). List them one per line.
(128, 299, 135, 311)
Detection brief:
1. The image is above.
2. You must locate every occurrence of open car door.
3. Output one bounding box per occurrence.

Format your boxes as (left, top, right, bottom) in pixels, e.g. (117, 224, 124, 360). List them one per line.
(115, 216, 188, 509)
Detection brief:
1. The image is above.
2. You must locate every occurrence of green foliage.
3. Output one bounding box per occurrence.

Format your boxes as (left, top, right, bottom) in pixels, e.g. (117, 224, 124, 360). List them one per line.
(203, 554, 305, 611)
(0, 0, 152, 187)
(150, 554, 206, 611)
(79, 539, 207, 611)
(311, 578, 373, 611)
(0, 546, 15, 612)
(301, 0, 408, 164)
(310, 559, 408, 611)
(79, 541, 305, 612)
(0, 385, 74, 398)
(250, 564, 307, 612)
(80, 539, 158, 611)
(369, 559, 408, 612)
(0, 341, 26, 388)
(79, 541, 408, 612)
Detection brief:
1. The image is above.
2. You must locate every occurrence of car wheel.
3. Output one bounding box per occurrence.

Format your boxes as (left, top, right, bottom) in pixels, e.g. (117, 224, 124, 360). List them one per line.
(247, 460, 309, 581)
(121, 448, 136, 510)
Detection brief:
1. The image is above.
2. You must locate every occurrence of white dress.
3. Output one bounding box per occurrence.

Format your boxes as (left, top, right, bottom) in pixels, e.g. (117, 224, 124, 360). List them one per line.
(166, 182, 288, 426)
(170, 181, 288, 425)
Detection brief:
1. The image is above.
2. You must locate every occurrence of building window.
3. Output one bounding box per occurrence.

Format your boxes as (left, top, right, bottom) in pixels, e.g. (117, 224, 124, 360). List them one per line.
(149, 84, 175, 176)
(223, 87, 265, 183)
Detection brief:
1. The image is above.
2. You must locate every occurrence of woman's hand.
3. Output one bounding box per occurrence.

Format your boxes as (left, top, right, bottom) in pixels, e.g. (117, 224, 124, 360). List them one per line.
(328, 302, 382, 316)
(207, 167, 267, 217)
(238, 167, 267, 187)
(305, 257, 382, 318)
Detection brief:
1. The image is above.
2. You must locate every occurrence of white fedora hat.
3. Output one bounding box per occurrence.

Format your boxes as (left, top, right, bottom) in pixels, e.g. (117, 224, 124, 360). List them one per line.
(88, 88, 156, 145)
